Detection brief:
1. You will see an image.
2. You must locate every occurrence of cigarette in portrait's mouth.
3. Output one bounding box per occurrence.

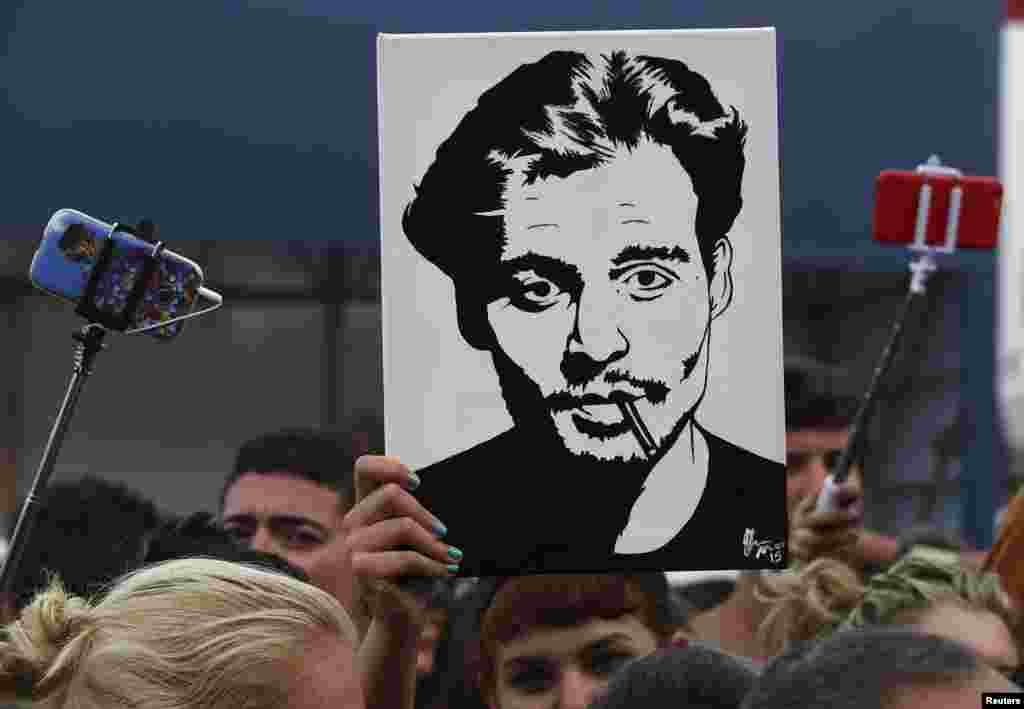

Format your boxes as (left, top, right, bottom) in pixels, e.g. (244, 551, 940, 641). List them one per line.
(615, 398, 658, 458)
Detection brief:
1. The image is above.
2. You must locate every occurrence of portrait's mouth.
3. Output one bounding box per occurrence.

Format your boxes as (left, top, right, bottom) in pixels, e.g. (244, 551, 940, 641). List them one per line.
(567, 394, 640, 439)
(570, 410, 633, 439)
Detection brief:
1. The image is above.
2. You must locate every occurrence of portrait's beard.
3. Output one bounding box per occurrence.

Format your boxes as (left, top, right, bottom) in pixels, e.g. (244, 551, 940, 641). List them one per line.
(490, 326, 711, 471)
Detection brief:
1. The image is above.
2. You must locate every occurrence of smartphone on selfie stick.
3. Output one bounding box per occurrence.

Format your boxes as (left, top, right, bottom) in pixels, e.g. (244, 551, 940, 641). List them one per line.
(815, 156, 1002, 513)
(0, 210, 223, 599)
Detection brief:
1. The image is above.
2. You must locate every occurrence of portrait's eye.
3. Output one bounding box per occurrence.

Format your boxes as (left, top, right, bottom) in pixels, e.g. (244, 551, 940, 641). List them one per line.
(620, 267, 674, 300)
(509, 272, 565, 312)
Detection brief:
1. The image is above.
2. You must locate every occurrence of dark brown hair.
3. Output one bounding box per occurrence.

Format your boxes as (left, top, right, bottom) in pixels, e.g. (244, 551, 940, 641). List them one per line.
(478, 574, 684, 694)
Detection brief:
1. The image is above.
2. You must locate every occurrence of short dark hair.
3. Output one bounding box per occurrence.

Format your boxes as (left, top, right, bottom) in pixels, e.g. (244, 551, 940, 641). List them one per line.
(784, 356, 859, 432)
(589, 645, 758, 709)
(742, 628, 986, 709)
(221, 427, 356, 510)
(8, 476, 165, 610)
(477, 573, 686, 695)
(402, 50, 747, 349)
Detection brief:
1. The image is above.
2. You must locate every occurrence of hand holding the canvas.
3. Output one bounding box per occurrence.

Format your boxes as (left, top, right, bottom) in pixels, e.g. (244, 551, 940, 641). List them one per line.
(343, 455, 458, 709)
(342, 455, 458, 630)
(789, 475, 865, 564)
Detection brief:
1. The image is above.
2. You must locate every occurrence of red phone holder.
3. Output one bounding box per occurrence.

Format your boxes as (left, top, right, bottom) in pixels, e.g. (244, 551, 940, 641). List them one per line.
(873, 157, 1002, 252)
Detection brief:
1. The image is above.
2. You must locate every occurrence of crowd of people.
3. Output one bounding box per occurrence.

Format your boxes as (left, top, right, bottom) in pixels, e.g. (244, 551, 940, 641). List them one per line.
(0, 358, 1016, 708)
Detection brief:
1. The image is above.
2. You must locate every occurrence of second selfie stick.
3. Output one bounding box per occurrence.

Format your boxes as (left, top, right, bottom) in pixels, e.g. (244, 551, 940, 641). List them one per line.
(816, 156, 999, 512)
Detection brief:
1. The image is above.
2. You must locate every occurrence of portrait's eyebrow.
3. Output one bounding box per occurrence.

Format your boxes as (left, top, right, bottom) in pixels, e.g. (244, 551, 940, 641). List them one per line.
(610, 244, 691, 266)
(499, 252, 582, 287)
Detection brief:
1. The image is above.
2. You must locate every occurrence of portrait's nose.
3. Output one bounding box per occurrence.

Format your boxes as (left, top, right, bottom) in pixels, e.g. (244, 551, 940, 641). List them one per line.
(563, 287, 629, 384)
(556, 668, 601, 709)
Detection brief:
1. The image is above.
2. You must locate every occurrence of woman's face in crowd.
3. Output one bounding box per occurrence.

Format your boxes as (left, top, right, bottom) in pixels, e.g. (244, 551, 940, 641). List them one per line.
(488, 613, 660, 709)
(912, 603, 1020, 677)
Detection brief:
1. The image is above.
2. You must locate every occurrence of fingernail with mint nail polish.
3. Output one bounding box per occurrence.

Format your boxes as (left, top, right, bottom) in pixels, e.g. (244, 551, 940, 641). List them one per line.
(403, 472, 421, 491)
(448, 546, 463, 561)
(433, 521, 448, 538)
(447, 564, 460, 574)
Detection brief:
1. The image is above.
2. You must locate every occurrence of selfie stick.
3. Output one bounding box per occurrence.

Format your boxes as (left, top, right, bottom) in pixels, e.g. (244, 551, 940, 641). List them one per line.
(0, 322, 108, 597)
(0, 224, 222, 597)
(816, 156, 966, 513)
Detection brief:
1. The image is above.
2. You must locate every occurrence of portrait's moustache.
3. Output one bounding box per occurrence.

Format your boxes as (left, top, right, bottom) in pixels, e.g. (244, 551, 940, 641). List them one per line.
(546, 376, 667, 412)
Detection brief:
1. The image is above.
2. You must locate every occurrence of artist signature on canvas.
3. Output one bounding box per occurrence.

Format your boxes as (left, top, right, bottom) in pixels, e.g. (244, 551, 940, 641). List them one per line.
(743, 528, 785, 564)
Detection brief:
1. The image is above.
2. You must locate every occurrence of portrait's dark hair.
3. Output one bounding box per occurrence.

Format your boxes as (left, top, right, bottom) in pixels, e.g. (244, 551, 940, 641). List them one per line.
(589, 645, 758, 709)
(7, 476, 166, 611)
(476, 573, 686, 695)
(403, 50, 747, 349)
(783, 356, 859, 432)
(221, 427, 357, 511)
(741, 628, 988, 709)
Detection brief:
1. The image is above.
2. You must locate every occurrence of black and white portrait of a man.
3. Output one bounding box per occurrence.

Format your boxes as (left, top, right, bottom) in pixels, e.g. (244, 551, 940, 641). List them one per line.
(379, 31, 787, 575)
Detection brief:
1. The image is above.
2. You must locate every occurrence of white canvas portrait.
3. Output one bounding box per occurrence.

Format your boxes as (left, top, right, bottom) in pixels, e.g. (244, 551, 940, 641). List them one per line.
(379, 29, 786, 575)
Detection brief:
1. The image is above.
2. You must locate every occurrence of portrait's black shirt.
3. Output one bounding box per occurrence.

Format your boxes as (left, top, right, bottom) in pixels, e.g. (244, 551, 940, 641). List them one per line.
(413, 423, 787, 576)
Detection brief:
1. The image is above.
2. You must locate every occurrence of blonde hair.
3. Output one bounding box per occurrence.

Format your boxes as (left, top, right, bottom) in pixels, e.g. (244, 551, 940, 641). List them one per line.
(0, 557, 358, 709)
(756, 548, 1020, 657)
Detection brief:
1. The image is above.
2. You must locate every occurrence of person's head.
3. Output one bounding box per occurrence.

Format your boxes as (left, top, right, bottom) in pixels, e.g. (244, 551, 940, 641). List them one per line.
(587, 644, 758, 709)
(742, 627, 1018, 709)
(757, 547, 1022, 675)
(477, 573, 688, 709)
(58, 223, 97, 262)
(0, 557, 363, 709)
(7, 476, 165, 613)
(783, 358, 859, 516)
(220, 427, 357, 608)
(404, 50, 746, 465)
(140, 511, 314, 584)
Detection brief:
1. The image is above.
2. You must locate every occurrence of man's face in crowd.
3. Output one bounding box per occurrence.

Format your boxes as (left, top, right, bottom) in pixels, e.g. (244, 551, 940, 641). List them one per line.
(486, 142, 731, 462)
(487, 614, 660, 709)
(222, 473, 354, 609)
(784, 426, 858, 517)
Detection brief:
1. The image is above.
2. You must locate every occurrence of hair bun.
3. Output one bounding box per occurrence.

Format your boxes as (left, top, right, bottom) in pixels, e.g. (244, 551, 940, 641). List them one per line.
(0, 582, 95, 700)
